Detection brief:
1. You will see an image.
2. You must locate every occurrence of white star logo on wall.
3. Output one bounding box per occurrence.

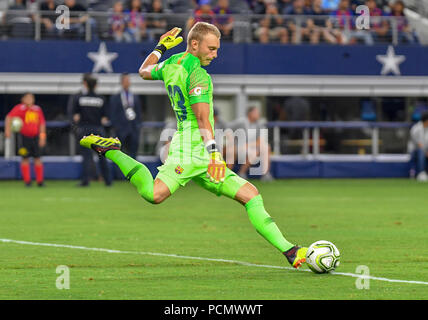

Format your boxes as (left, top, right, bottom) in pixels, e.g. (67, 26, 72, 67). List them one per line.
(376, 45, 406, 76)
(87, 42, 118, 73)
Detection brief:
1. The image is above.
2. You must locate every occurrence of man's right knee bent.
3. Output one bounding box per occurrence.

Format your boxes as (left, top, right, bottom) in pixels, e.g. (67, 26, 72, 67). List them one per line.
(234, 181, 259, 205)
(151, 178, 172, 204)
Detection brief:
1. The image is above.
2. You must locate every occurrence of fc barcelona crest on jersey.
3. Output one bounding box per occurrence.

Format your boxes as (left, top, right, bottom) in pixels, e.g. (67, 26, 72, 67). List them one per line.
(175, 165, 184, 175)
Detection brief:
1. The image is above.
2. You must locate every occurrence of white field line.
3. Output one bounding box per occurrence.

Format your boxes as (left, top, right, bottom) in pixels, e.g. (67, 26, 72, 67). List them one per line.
(1, 238, 427, 286)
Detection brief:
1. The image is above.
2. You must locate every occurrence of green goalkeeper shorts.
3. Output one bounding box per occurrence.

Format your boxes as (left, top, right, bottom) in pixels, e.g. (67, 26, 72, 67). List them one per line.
(156, 160, 248, 199)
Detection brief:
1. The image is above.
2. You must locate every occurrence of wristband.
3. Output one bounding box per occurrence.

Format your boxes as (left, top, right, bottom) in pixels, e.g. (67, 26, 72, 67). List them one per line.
(39, 133, 46, 139)
(154, 43, 167, 56)
(152, 50, 162, 60)
(205, 139, 218, 153)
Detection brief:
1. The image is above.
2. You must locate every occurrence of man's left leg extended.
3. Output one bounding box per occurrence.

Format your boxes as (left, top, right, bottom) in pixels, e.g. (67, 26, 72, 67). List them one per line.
(79, 134, 172, 204)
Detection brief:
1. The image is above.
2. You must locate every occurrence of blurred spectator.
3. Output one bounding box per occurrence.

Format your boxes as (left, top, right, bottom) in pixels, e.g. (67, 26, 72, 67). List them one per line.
(284, 96, 311, 122)
(39, 0, 57, 38)
(327, 0, 353, 41)
(284, 96, 311, 152)
(408, 112, 428, 181)
(323, 4, 345, 43)
(109, 1, 131, 42)
(277, 0, 293, 13)
(8, 0, 26, 10)
(377, 0, 393, 13)
(304, 0, 313, 11)
(213, 0, 234, 41)
(60, 0, 92, 39)
(186, 0, 216, 31)
(6, 0, 34, 39)
(164, 0, 193, 13)
(365, 0, 389, 43)
(306, 0, 330, 44)
(146, 0, 167, 41)
(125, 0, 147, 42)
(252, 0, 268, 14)
(350, 0, 363, 11)
(255, 3, 288, 44)
(327, 0, 374, 44)
(109, 73, 142, 159)
(229, 106, 274, 181)
(284, 0, 311, 44)
(388, 0, 415, 44)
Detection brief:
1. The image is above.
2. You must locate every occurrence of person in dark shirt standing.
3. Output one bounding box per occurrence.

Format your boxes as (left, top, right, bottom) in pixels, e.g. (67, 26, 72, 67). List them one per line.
(72, 75, 112, 187)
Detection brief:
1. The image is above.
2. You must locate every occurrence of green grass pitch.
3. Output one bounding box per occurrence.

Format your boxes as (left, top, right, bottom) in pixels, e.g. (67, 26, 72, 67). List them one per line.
(0, 179, 427, 300)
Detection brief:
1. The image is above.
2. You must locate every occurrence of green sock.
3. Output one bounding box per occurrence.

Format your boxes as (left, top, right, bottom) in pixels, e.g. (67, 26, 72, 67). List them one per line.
(106, 150, 154, 203)
(245, 194, 294, 253)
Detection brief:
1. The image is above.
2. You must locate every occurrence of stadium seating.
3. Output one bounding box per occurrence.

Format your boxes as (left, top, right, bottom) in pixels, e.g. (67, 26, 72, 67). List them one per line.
(0, 0, 422, 45)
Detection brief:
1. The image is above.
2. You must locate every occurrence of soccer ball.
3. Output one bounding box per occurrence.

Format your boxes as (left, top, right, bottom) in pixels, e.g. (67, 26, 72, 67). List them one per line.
(306, 240, 340, 274)
(11, 117, 23, 132)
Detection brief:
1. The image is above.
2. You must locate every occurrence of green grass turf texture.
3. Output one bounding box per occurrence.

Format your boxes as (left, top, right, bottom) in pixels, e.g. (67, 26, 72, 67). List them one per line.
(0, 179, 427, 300)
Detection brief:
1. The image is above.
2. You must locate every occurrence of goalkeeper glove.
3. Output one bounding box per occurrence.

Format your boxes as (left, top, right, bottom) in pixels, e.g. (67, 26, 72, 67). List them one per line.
(154, 27, 183, 56)
(206, 141, 226, 184)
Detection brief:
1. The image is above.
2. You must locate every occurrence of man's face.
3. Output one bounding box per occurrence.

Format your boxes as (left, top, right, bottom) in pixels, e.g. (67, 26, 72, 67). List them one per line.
(218, 0, 228, 9)
(248, 108, 260, 123)
(393, 2, 404, 12)
(65, 0, 76, 7)
(131, 0, 141, 8)
(152, 0, 162, 11)
(366, 0, 375, 10)
(200, 4, 212, 13)
(192, 33, 220, 66)
(339, 0, 349, 10)
(294, 0, 304, 10)
(22, 94, 34, 106)
(122, 75, 130, 90)
(114, 1, 123, 12)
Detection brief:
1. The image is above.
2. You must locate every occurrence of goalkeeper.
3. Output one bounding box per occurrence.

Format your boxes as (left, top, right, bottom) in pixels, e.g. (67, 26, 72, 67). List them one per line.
(80, 23, 307, 268)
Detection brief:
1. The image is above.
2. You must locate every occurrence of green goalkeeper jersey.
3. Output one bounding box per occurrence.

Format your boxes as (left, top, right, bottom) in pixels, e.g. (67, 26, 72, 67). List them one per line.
(151, 52, 214, 165)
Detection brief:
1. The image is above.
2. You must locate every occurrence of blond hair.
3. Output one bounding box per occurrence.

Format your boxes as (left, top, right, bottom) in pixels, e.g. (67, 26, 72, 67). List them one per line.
(187, 22, 221, 47)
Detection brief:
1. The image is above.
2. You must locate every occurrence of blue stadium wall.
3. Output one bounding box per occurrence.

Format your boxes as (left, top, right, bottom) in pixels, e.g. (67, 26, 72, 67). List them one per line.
(0, 40, 427, 75)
